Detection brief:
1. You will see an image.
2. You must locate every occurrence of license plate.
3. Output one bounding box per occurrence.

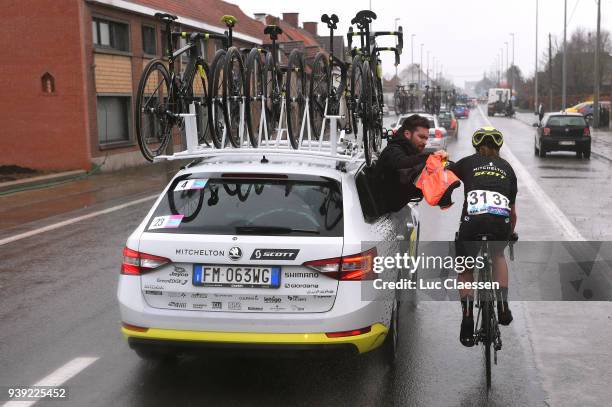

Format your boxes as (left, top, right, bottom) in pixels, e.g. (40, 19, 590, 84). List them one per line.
(193, 265, 281, 288)
(559, 141, 575, 146)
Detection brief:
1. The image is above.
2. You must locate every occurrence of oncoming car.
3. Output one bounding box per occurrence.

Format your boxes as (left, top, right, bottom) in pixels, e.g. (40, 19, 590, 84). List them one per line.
(118, 154, 419, 363)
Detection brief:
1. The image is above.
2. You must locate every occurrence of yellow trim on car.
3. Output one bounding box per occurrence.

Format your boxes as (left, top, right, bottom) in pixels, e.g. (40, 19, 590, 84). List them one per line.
(122, 323, 388, 354)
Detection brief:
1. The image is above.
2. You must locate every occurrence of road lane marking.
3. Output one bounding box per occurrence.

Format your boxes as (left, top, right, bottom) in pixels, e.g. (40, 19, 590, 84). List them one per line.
(2, 357, 99, 407)
(0, 195, 157, 247)
(477, 106, 585, 241)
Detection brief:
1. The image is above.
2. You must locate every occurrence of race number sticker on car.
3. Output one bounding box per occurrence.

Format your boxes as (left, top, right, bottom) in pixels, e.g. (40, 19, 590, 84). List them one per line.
(466, 190, 510, 217)
(148, 214, 185, 230)
(174, 179, 208, 192)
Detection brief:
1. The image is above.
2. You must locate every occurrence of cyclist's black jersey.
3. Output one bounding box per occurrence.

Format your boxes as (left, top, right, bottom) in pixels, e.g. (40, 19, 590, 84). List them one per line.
(448, 154, 517, 219)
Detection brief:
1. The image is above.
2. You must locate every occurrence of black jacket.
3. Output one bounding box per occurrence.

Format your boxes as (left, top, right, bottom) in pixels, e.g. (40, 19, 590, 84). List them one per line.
(377, 137, 430, 212)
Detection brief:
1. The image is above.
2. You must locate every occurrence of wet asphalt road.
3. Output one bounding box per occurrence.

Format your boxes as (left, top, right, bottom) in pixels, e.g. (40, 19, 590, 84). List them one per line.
(1, 108, 611, 406)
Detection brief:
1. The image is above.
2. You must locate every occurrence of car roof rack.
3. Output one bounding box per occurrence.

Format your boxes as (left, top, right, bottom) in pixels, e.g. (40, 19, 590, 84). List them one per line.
(153, 98, 368, 166)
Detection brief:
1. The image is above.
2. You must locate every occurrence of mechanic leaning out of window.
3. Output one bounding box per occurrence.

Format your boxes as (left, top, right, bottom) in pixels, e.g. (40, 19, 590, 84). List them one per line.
(377, 114, 448, 212)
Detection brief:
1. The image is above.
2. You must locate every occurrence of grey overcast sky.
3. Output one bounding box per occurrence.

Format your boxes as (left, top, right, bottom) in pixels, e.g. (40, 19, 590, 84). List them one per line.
(235, 0, 611, 88)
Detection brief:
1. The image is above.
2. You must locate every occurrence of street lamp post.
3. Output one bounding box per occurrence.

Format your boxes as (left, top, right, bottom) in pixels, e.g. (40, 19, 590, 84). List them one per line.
(419, 43, 424, 89)
(535, 0, 539, 112)
(562, 0, 567, 110)
(505, 41, 509, 85)
(411, 34, 415, 85)
(510, 33, 515, 101)
(427, 51, 430, 86)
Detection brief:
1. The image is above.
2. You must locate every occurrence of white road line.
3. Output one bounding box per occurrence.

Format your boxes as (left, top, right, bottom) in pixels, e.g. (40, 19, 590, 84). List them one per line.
(2, 357, 99, 407)
(477, 106, 585, 241)
(0, 195, 157, 247)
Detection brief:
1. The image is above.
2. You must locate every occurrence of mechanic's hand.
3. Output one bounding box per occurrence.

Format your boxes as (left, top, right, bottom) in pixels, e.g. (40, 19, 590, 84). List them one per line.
(433, 150, 448, 160)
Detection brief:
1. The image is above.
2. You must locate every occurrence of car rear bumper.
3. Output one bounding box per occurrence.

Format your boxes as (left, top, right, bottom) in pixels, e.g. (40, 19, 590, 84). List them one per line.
(122, 322, 388, 355)
(542, 138, 591, 151)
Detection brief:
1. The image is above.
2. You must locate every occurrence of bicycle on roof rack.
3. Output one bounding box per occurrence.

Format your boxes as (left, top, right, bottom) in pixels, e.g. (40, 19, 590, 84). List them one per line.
(310, 13, 352, 141)
(347, 10, 403, 166)
(135, 12, 228, 161)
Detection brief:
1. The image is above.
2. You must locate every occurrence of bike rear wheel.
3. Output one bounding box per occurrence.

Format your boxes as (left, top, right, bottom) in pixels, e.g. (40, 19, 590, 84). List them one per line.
(350, 58, 371, 165)
(135, 59, 173, 161)
(369, 67, 383, 153)
(286, 50, 306, 149)
(208, 50, 228, 148)
(361, 60, 374, 166)
(263, 53, 282, 140)
(188, 60, 211, 147)
(245, 49, 265, 147)
(309, 52, 329, 140)
(225, 47, 246, 148)
(482, 299, 493, 390)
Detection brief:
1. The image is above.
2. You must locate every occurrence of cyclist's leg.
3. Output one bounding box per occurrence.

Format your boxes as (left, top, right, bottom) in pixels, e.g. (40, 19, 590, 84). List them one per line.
(455, 221, 478, 347)
(491, 219, 513, 325)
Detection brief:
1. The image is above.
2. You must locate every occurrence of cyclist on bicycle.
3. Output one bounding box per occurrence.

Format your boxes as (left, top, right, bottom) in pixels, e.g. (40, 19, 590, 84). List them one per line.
(447, 127, 518, 347)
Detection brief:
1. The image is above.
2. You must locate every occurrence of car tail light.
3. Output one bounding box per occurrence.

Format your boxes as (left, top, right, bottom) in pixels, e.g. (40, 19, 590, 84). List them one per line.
(543, 127, 551, 136)
(326, 326, 372, 338)
(303, 247, 378, 281)
(121, 247, 171, 275)
(435, 129, 443, 138)
(584, 127, 590, 136)
(122, 322, 149, 332)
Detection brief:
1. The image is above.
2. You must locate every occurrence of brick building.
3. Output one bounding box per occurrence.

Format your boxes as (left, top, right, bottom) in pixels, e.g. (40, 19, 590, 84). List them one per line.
(2, 0, 263, 172)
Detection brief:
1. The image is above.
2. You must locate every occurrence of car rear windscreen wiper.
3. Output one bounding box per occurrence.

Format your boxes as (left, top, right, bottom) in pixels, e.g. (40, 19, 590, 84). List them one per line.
(235, 226, 320, 235)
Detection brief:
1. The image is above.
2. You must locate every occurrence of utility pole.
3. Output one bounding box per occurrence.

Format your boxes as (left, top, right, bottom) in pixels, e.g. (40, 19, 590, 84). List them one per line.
(549, 33, 553, 111)
(594, 0, 601, 127)
(427, 51, 430, 86)
(419, 43, 424, 89)
(535, 0, 539, 112)
(433, 57, 437, 85)
(411, 34, 415, 85)
(394, 18, 400, 81)
(505, 41, 509, 85)
(562, 0, 567, 110)
(510, 33, 515, 100)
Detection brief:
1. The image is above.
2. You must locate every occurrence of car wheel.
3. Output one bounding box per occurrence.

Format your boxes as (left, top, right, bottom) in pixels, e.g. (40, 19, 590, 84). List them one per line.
(576, 150, 582, 158)
(534, 141, 539, 155)
(538, 143, 546, 158)
(584, 150, 591, 159)
(380, 301, 399, 366)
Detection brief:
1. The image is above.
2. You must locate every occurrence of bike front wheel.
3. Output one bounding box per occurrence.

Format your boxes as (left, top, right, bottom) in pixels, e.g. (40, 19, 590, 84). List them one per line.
(208, 50, 229, 148)
(309, 52, 329, 140)
(286, 50, 306, 149)
(188, 60, 211, 147)
(135, 59, 173, 161)
(245, 48, 265, 147)
(225, 47, 246, 148)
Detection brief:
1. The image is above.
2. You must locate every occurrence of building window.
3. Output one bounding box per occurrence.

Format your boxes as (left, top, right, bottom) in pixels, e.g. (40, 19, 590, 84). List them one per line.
(97, 96, 131, 145)
(41, 72, 55, 94)
(142, 25, 156, 55)
(92, 18, 129, 52)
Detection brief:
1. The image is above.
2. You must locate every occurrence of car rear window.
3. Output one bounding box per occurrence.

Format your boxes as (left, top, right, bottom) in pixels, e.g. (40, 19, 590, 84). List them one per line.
(547, 116, 587, 127)
(145, 174, 343, 237)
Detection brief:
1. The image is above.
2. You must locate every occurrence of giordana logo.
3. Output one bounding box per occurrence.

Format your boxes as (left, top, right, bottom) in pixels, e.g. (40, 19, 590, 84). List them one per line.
(228, 247, 242, 261)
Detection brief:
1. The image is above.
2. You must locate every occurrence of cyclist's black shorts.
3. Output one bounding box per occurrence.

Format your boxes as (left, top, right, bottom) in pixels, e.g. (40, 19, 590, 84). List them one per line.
(455, 214, 511, 258)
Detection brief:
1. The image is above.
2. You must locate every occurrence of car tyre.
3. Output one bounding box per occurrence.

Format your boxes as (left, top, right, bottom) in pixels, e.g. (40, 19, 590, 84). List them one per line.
(584, 149, 591, 159)
(380, 301, 399, 366)
(534, 141, 539, 155)
(538, 143, 546, 158)
(576, 150, 582, 158)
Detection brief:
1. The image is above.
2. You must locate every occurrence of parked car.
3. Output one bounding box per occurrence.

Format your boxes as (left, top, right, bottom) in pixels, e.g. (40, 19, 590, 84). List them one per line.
(437, 110, 458, 136)
(533, 112, 591, 159)
(394, 112, 448, 152)
(118, 152, 420, 362)
(565, 101, 610, 125)
(453, 104, 470, 119)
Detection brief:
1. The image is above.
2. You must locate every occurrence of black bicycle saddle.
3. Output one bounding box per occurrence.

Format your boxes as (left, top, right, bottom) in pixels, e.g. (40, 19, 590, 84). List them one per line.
(264, 25, 283, 40)
(351, 10, 377, 26)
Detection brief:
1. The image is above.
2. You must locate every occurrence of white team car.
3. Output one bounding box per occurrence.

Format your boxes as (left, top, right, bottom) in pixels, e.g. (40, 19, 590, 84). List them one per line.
(394, 112, 448, 152)
(118, 153, 419, 362)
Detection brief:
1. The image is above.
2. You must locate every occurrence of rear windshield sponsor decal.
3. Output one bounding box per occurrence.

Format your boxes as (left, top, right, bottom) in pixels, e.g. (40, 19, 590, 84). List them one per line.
(251, 249, 300, 260)
(148, 214, 184, 230)
(174, 179, 208, 192)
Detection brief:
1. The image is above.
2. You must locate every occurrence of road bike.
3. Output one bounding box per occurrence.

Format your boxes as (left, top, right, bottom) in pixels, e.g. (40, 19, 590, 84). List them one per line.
(348, 10, 403, 166)
(471, 233, 517, 390)
(135, 13, 226, 161)
(310, 13, 351, 140)
(259, 25, 306, 149)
